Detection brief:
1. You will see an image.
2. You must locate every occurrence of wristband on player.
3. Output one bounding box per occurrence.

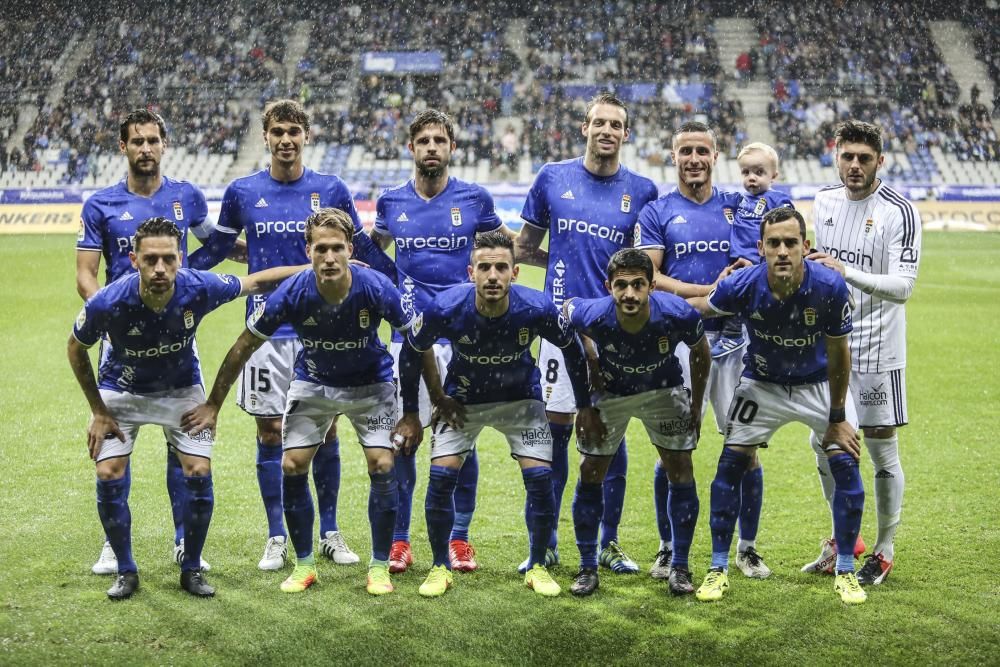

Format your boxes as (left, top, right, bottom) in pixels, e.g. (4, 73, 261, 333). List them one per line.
(828, 407, 846, 423)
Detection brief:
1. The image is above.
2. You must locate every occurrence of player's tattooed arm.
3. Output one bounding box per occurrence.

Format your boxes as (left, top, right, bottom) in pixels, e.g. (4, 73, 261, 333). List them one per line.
(226, 238, 249, 264)
(640, 248, 714, 298)
(369, 228, 393, 251)
(67, 336, 125, 459)
(513, 223, 549, 268)
(822, 334, 860, 459)
(181, 329, 265, 436)
(687, 335, 711, 442)
(579, 334, 605, 392)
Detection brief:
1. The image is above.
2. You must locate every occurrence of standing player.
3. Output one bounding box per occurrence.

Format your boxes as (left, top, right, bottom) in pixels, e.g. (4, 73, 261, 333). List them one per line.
(189, 99, 395, 571)
(396, 231, 602, 598)
(68, 217, 302, 599)
(517, 93, 658, 574)
(563, 249, 710, 597)
(183, 210, 410, 595)
(687, 207, 867, 605)
(76, 108, 238, 576)
(371, 109, 514, 574)
(634, 121, 761, 580)
(804, 120, 921, 585)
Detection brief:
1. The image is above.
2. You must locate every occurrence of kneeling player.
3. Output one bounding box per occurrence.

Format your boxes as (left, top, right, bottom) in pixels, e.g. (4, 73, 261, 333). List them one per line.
(68, 217, 302, 600)
(184, 209, 411, 596)
(397, 231, 602, 598)
(564, 249, 710, 597)
(688, 207, 867, 605)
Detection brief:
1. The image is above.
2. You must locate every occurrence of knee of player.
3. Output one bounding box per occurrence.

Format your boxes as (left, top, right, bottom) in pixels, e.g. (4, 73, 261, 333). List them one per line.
(660, 450, 694, 482)
(255, 418, 283, 445)
(182, 458, 212, 477)
(578, 455, 609, 484)
(366, 449, 395, 475)
(281, 450, 312, 476)
(95, 457, 128, 481)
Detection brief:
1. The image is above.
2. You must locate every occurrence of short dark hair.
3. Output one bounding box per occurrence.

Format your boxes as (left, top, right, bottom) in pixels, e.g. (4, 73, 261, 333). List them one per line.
(305, 208, 355, 245)
(408, 109, 455, 143)
(585, 93, 629, 130)
(119, 109, 166, 143)
(262, 99, 310, 133)
(473, 229, 515, 259)
(134, 216, 182, 251)
(606, 248, 653, 283)
(835, 119, 883, 155)
(759, 206, 806, 241)
(672, 120, 717, 150)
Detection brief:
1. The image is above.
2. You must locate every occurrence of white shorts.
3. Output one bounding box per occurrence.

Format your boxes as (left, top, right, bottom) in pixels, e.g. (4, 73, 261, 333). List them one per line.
(723, 377, 859, 447)
(237, 338, 300, 417)
(95, 385, 214, 462)
(282, 380, 397, 451)
(430, 399, 552, 463)
(850, 368, 908, 429)
(583, 386, 696, 457)
(676, 331, 743, 433)
(539, 340, 575, 414)
(390, 341, 452, 426)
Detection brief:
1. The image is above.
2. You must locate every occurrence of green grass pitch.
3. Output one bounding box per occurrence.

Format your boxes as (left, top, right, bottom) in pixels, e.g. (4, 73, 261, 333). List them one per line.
(0, 232, 997, 665)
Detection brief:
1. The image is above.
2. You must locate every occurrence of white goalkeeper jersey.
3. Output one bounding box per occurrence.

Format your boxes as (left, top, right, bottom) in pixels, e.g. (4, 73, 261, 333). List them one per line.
(813, 181, 921, 373)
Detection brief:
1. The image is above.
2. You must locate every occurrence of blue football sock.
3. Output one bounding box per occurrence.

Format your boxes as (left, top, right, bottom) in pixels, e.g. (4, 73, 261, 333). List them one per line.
(424, 465, 459, 568)
(600, 438, 628, 549)
(256, 440, 285, 538)
(393, 450, 417, 542)
(181, 474, 214, 572)
(368, 471, 398, 562)
(523, 467, 555, 567)
(572, 480, 603, 570)
(96, 476, 136, 573)
(668, 481, 699, 569)
(709, 448, 751, 570)
(282, 472, 314, 560)
(653, 460, 672, 546)
(312, 437, 341, 535)
(739, 465, 764, 543)
(547, 422, 573, 550)
(451, 449, 479, 542)
(166, 448, 186, 545)
(829, 453, 865, 573)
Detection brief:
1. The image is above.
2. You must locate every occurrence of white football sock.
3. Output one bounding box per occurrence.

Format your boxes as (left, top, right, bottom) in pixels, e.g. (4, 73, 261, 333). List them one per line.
(865, 435, 903, 561)
(810, 432, 836, 535)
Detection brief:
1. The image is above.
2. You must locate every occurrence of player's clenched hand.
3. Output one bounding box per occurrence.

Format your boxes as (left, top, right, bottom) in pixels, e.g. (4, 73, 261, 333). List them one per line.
(432, 395, 466, 430)
(392, 413, 423, 455)
(575, 407, 607, 449)
(87, 412, 124, 461)
(181, 403, 219, 438)
(822, 421, 861, 460)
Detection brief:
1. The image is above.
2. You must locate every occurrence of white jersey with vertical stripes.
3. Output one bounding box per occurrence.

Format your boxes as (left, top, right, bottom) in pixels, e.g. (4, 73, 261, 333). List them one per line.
(813, 181, 921, 373)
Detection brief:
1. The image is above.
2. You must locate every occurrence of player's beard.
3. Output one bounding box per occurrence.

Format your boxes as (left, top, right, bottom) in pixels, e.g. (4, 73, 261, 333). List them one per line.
(416, 157, 447, 180)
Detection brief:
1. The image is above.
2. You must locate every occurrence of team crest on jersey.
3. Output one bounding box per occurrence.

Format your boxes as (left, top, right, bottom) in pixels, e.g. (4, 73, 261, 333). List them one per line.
(518, 327, 530, 345)
(184, 310, 195, 329)
(173, 201, 184, 221)
(621, 194, 631, 213)
(359, 308, 370, 328)
(658, 336, 669, 354)
(864, 218, 874, 234)
(450, 207, 462, 226)
(76, 218, 85, 243)
(723, 208, 735, 224)
(633, 225, 641, 246)
(803, 308, 817, 326)
(75, 307, 87, 329)
(754, 198, 767, 216)
(310, 193, 321, 212)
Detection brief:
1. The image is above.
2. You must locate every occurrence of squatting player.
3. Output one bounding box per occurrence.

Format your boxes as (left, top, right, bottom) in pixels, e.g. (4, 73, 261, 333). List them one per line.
(517, 93, 658, 574)
(68, 217, 302, 600)
(183, 209, 411, 596)
(804, 120, 921, 586)
(563, 249, 709, 597)
(688, 207, 867, 605)
(397, 231, 602, 598)
(189, 99, 395, 571)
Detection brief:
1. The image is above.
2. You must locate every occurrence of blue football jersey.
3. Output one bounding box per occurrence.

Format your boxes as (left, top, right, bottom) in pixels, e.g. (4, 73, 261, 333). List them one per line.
(247, 265, 409, 388)
(634, 186, 743, 331)
(708, 262, 853, 384)
(408, 284, 575, 404)
(72, 269, 242, 393)
(567, 292, 705, 396)
(77, 177, 209, 283)
(731, 189, 795, 262)
(521, 158, 658, 308)
(375, 177, 501, 340)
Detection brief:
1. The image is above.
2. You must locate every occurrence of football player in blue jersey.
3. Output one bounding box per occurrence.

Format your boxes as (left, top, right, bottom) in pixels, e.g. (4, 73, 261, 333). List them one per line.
(635, 121, 769, 581)
(370, 109, 521, 575)
(563, 248, 710, 597)
(75, 108, 245, 577)
(687, 207, 867, 605)
(183, 209, 411, 596)
(515, 93, 659, 575)
(68, 217, 303, 600)
(396, 231, 604, 598)
(188, 99, 394, 571)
